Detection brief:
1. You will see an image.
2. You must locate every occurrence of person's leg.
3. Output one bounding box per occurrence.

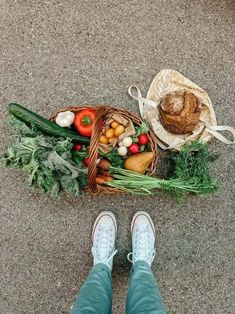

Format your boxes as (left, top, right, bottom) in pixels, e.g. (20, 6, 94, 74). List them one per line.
(126, 261, 166, 314)
(71, 211, 117, 314)
(71, 263, 112, 314)
(126, 211, 166, 314)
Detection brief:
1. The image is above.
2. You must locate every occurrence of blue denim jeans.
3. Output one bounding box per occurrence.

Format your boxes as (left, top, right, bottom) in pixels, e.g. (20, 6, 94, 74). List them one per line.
(71, 261, 166, 314)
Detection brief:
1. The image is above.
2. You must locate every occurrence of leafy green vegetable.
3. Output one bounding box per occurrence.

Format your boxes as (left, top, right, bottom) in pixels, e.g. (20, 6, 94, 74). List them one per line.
(133, 122, 150, 142)
(2, 118, 88, 197)
(99, 148, 124, 168)
(72, 147, 89, 166)
(10, 116, 38, 136)
(169, 141, 219, 185)
(108, 141, 219, 199)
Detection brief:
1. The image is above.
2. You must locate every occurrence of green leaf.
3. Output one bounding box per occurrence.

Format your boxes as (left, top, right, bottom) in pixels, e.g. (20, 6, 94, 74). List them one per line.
(46, 151, 87, 178)
(60, 175, 81, 196)
(99, 148, 124, 168)
(133, 122, 150, 142)
(1, 128, 88, 197)
(10, 117, 38, 136)
(72, 148, 89, 165)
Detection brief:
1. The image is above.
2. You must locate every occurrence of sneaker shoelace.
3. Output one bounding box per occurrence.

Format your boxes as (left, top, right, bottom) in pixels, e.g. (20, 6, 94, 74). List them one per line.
(127, 224, 156, 264)
(92, 225, 117, 264)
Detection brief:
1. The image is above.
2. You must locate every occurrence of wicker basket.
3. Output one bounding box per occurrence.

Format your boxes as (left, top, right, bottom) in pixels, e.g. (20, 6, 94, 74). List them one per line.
(50, 105, 158, 195)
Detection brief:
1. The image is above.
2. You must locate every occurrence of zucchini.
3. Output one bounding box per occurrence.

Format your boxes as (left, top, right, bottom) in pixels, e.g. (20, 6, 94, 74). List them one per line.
(8, 103, 90, 144)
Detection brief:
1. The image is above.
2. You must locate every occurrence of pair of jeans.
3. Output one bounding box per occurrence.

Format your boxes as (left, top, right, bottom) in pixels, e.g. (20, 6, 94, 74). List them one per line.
(71, 261, 166, 314)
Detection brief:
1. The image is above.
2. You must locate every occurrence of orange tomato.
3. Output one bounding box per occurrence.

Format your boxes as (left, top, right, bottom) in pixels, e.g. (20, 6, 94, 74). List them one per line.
(99, 135, 109, 144)
(114, 125, 125, 136)
(111, 121, 120, 129)
(109, 137, 116, 143)
(105, 128, 115, 138)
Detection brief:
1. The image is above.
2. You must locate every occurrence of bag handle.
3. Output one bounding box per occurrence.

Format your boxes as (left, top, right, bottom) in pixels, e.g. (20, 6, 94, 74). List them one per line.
(205, 125, 235, 145)
(128, 85, 157, 118)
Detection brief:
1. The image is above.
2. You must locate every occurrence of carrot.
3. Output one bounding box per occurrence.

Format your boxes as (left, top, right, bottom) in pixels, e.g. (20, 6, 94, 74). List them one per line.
(98, 169, 112, 177)
(95, 177, 106, 185)
(103, 176, 113, 182)
(99, 159, 111, 171)
(97, 174, 113, 182)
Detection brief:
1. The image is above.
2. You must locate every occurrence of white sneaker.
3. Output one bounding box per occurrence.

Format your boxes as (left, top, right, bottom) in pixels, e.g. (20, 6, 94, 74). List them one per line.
(91, 211, 117, 271)
(128, 211, 156, 266)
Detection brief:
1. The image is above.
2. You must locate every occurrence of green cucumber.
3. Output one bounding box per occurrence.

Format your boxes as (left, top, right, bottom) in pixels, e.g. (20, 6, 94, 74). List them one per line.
(8, 103, 90, 144)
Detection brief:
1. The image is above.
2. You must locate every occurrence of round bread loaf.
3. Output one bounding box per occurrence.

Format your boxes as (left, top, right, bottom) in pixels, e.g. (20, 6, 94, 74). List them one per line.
(159, 91, 202, 134)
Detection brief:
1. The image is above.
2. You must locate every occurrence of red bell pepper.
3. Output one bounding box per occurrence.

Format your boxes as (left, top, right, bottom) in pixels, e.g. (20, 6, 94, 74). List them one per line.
(74, 109, 96, 137)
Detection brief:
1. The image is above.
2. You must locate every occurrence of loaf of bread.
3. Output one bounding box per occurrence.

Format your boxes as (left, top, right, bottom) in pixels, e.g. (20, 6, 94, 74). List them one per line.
(159, 91, 202, 134)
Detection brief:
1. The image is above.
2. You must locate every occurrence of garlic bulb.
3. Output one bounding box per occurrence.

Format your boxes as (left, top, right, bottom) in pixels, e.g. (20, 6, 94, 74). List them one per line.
(55, 111, 75, 128)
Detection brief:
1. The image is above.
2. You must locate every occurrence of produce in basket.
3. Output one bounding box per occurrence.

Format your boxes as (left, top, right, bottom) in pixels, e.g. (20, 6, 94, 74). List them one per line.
(52, 105, 158, 194)
(124, 152, 155, 174)
(96, 112, 156, 178)
(73, 108, 96, 137)
(55, 111, 75, 127)
(98, 114, 135, 150)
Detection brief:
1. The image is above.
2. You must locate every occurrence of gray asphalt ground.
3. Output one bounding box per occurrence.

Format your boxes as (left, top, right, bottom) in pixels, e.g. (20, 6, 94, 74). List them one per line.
(0, 1, 234, 313)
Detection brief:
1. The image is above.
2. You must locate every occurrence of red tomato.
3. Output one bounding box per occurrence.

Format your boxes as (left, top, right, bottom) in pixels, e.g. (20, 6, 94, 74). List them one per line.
(138, 134, 149, 145)
(74, 109, 96, 137)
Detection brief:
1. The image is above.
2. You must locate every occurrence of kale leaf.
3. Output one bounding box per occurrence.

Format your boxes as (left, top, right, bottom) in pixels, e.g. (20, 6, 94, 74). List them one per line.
(2, 118, 88, 197)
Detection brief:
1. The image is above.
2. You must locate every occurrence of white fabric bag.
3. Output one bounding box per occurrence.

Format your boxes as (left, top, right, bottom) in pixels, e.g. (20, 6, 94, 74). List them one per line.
(129, 69, 235, 150)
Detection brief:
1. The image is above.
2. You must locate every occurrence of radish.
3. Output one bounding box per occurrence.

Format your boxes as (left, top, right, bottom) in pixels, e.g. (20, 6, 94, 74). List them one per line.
(73, 143, 83, 151)
(138, 134, 149, 145)
(129, 143, 140, 154)
(83, 157, 90, 167)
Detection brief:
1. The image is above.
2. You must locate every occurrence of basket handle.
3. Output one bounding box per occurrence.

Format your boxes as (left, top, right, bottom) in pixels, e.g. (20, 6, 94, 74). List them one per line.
(88, 106, 109, 193)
